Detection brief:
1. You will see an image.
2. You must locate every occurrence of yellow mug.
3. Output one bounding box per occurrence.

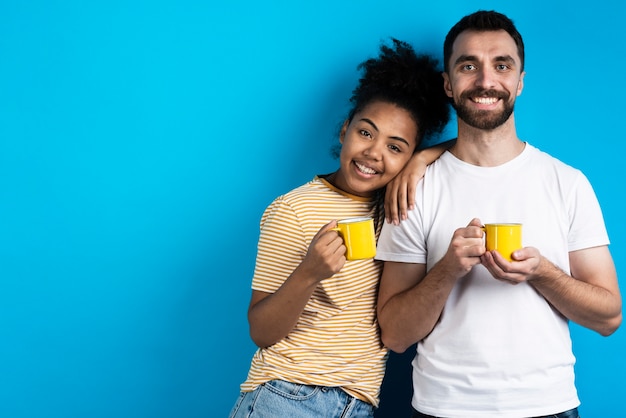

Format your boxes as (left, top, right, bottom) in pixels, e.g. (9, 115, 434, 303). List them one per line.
(481, 223, 522, 262)
(332, 217, 376, 260)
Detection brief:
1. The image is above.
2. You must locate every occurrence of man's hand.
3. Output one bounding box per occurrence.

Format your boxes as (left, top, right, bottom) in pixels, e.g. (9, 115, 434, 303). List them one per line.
(480, 246, 542, 285)
(438, 218, 487, 277)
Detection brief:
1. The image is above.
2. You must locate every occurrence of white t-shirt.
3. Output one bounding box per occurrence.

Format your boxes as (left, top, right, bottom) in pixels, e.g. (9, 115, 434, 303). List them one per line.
(376, 144, 609, 417)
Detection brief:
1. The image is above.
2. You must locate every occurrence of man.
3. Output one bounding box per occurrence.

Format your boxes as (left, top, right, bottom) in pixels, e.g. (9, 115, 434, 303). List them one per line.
(376, 10, 622, 418)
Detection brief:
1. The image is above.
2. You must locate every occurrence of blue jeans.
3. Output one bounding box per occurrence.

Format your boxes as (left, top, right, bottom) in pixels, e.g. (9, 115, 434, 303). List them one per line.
(229, 379, 374, 418)
(412, 407, 579, 418)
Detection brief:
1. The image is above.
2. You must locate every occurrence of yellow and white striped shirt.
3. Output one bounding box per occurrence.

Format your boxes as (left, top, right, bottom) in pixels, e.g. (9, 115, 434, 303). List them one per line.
(240, 176, 388, 406)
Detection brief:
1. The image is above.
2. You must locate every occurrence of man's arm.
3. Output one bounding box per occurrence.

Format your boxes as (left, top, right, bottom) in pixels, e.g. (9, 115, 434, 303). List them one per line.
(377, 261, 452, 353)
(531, 246, 621, 336)
(377, 218, 485, 352)
(482, 245, 622, 336)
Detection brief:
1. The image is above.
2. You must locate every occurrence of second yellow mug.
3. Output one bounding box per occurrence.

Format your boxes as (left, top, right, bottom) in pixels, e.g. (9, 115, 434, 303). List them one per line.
(482, 223, 522, 262)
(332, 217, 376, 260)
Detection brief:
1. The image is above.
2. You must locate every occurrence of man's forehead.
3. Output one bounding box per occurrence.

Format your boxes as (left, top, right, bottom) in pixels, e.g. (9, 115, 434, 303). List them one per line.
(451, 29, 520, 61)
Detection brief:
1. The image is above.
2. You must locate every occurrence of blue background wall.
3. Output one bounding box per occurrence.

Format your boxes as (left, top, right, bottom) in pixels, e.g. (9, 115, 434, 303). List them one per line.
(1, 1, 624, 417)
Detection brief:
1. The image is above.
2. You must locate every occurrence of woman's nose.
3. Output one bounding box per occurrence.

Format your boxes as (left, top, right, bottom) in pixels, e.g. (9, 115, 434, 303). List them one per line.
(363, 141, 383, 159)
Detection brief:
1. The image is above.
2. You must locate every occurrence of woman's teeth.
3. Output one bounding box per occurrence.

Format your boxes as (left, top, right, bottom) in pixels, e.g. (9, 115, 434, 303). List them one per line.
(355, 162, 377, 174)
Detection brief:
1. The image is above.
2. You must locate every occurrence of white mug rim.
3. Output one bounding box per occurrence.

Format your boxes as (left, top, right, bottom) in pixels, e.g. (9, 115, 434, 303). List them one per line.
(337, 217, 372, 224)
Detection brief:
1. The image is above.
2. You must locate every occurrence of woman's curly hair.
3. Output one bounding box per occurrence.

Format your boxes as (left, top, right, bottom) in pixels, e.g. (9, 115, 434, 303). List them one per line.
(346, 38, 450, 147)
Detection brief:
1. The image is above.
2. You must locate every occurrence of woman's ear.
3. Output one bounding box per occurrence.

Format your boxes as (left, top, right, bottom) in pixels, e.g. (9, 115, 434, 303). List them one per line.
(339, 120, 349, 144)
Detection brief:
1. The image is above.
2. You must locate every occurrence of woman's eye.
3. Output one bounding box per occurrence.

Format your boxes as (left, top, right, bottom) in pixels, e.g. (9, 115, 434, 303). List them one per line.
(359, 129, 372, 138)
(388, 144, 401, 153)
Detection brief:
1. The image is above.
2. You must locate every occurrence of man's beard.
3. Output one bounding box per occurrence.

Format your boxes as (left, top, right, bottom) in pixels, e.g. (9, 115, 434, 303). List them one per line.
(452, 89, 515, 130)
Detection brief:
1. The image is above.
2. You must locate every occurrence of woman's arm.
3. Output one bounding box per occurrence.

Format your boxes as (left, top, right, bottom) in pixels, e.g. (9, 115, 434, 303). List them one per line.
(247, 221, 346, 348)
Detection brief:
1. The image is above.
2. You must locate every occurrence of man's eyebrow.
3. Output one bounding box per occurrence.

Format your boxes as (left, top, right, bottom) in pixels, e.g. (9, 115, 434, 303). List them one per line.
(454, 54, 477, 66)
(454, 54, 517, 66)
(360, 117, 410, 147)
(494, 55, 517, 65)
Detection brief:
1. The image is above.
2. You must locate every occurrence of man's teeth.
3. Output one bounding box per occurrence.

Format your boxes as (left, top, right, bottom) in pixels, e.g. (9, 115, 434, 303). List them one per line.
(356, 162, 377, 174)
(473, 97, 498, 104)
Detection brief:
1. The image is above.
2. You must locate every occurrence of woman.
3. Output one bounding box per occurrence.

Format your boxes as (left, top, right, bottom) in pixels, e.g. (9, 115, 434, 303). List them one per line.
(229, 39, 450, 418)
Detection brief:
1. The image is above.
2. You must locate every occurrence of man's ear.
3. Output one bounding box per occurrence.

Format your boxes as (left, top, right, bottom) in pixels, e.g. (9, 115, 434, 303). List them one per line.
(442, 72, 453, 98)
(517, 71, 525, 97)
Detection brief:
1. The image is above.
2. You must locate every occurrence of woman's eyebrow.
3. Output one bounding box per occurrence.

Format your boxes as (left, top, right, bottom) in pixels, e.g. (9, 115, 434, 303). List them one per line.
(360, 118, 410, 146)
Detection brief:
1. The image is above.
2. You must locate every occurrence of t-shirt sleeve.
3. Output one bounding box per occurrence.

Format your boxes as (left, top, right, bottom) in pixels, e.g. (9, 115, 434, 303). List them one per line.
(568, 171, 610, 251)
(375, 197, 428, 264)
(251, 196, 308, 293)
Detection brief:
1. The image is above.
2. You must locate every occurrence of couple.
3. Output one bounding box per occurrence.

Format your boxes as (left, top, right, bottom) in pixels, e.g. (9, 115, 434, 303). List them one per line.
(229, 10, 622, 418)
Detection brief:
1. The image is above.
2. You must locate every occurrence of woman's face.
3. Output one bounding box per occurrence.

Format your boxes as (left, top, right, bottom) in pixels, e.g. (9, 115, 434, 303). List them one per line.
(334, 101, 418, 197)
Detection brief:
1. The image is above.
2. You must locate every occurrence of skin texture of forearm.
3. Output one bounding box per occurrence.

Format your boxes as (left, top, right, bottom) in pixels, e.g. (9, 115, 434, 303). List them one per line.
(247, 269, 320, 348)
(378, 261, 458, 353)
(529, 254, 622, 336)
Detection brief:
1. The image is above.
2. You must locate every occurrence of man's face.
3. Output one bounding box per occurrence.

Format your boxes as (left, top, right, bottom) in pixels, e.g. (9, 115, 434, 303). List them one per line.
(443, 30, 525, 130)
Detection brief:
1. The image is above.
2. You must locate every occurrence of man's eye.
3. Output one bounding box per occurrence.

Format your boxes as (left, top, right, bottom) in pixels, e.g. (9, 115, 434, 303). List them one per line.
(462, 64, 476, 71)
(496, 64, 509, 71)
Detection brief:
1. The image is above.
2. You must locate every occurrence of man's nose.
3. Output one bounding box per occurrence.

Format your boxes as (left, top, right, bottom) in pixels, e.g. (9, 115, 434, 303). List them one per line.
(474, 67, 496, 89)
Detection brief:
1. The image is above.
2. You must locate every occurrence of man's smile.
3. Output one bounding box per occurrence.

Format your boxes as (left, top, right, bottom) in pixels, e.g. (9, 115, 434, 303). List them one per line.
(472, 96, 499, 105)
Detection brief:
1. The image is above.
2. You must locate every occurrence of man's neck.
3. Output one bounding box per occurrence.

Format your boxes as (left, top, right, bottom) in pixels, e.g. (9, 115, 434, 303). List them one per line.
(449, 116, 525, 167)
